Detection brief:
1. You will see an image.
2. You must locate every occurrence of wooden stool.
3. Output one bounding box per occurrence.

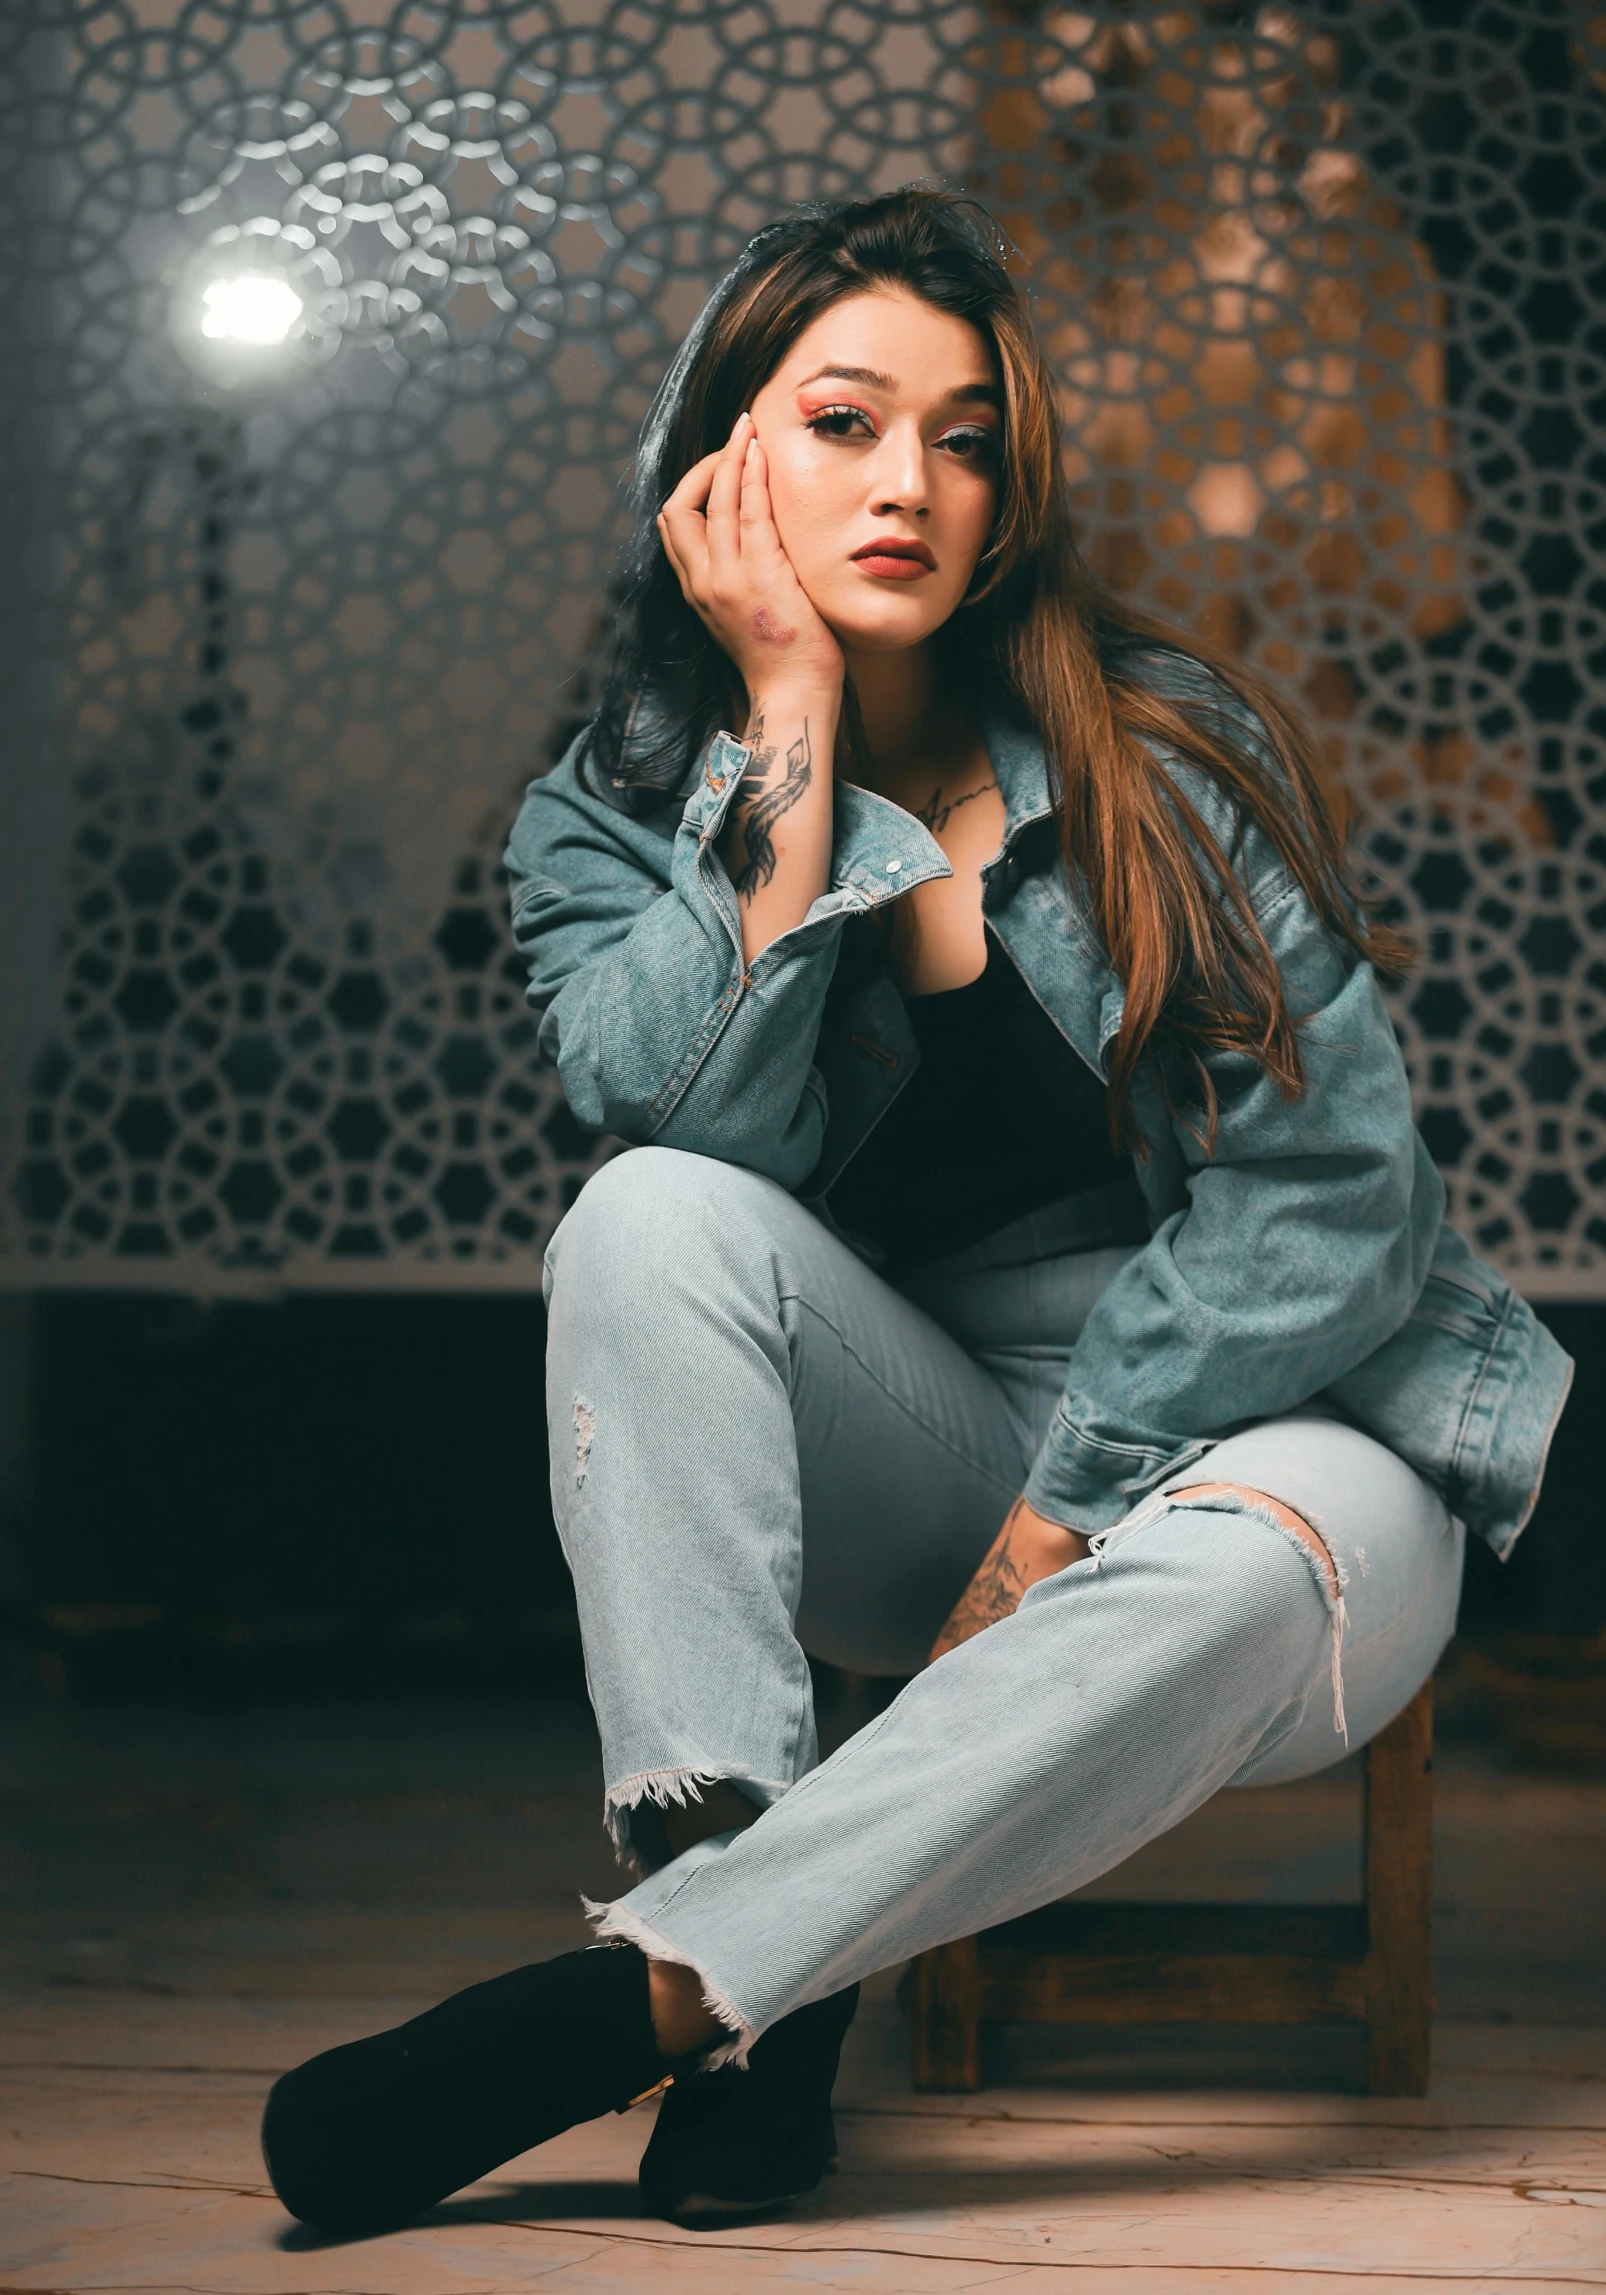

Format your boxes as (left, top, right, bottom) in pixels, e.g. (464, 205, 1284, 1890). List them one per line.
(902, 1678, 1433, 2097)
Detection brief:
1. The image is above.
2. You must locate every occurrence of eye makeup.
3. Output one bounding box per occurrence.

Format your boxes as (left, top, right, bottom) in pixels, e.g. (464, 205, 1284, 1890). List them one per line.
(800, 399, 877, 438)
(795, 399, 1001, 459)
(934, 418, 999, 453)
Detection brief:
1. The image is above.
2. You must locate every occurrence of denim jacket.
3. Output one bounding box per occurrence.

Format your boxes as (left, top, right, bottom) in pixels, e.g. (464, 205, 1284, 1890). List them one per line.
(505, 649, 1572, 1559)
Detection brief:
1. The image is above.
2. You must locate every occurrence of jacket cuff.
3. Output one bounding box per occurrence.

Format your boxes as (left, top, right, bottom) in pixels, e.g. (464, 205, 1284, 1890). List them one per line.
(1022, 1407, 1212, 1533)
(680, 729, 752, 841)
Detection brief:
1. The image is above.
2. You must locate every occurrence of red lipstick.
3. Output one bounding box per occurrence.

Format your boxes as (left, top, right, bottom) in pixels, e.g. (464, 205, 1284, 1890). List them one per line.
(851, 535, 936, 581)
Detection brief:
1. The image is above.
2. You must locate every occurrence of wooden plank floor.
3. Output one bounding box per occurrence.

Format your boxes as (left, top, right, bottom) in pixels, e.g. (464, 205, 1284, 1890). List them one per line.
(2, 1691, 1603, 2292)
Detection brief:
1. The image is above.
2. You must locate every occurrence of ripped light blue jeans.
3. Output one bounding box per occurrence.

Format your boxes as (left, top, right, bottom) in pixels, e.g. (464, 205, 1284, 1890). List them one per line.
(544, 1146, 1465, 2061)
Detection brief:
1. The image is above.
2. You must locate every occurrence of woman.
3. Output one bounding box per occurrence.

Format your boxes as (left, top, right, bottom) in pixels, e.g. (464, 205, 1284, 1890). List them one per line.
(262, 190, 1570, 2234)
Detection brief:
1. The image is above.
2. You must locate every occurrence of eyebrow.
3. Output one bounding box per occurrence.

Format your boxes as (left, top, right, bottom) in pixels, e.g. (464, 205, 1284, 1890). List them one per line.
(795, 363, 1001, 408)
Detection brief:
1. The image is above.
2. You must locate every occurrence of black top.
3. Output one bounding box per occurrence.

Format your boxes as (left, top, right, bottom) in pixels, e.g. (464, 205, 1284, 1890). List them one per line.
(825, 924, 1124, 1269)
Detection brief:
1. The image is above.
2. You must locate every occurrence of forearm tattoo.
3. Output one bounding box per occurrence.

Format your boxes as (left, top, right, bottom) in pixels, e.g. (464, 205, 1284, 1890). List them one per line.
(929, 1498, 1032, 1661)
(916, 778, 999, 835)
(730, 709, 813, 900)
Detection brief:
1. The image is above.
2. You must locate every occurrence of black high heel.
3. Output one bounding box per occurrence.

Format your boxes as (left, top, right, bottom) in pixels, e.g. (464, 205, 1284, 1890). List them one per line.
(638, 1983, 859, 2222)
(262, 1943, 674, 2236)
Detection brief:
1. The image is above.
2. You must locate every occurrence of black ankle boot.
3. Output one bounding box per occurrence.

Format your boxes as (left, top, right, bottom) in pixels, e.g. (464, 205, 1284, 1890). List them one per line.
(262, 1944, 673, 2236)
(637, 1983, 859, 2222)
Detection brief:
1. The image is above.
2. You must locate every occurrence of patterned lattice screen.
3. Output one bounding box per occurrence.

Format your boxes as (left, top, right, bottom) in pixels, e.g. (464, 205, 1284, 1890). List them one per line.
(1, 1, 1598, 1292)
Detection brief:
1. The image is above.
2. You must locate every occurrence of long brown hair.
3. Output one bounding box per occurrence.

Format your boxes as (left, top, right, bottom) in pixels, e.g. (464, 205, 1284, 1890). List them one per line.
(582, 188, 1410, 1151)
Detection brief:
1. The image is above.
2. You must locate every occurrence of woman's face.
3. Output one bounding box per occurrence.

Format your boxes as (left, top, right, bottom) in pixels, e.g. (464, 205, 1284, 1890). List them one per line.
(746, 288, 1002, 656)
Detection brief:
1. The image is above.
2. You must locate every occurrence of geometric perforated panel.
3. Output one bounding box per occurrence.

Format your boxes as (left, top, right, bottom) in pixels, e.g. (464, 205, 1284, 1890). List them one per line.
(1, 1, 1600, 1292)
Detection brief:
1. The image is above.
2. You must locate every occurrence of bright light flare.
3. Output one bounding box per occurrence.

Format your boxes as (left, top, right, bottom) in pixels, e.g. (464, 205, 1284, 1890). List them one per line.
(200, 274, 303, 346)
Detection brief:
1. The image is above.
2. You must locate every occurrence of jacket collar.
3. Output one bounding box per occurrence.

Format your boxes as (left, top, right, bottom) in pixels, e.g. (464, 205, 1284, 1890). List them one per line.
(684, 733, 954, 905)
(979, 702, 1057, 849)
(827, 704, 1058, 899)
(683, 705, 1058, 907)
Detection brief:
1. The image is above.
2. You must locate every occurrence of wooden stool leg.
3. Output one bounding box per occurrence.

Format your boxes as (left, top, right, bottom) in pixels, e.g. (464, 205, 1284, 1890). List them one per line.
(1363, 1677, 1434, 2095)
(905, 1935, 982, 2091)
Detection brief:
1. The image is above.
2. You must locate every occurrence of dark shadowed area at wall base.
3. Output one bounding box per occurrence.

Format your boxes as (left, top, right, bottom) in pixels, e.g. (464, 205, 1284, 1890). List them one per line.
(4, 1291, 577, 1700)
(1456, 1303, 1606, 1641)
(0, 1295, 1601, 1700)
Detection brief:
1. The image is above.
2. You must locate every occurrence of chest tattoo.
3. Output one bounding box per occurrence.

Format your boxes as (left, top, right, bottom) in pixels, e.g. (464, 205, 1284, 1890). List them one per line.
(915, 779, 1000, 836)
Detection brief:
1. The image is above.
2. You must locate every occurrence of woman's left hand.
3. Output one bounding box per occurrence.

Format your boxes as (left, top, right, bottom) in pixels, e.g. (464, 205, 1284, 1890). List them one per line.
(927, 1497, 1091, 1664)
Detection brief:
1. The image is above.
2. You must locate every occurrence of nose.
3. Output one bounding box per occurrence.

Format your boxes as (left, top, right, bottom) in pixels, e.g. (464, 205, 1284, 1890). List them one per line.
(869, 419, 931, 520)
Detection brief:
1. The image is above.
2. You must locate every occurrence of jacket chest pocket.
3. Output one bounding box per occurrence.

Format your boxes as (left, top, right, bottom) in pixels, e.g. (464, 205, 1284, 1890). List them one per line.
(809, 975, 920, 1196)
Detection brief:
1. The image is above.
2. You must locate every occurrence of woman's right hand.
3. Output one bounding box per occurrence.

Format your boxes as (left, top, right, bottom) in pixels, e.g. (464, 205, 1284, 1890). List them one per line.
(657, 412, 845, 702)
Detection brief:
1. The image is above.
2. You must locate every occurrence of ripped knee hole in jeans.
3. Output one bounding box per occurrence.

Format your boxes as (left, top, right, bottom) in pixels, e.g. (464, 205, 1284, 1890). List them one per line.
(1087, 1480, 1351, 1742)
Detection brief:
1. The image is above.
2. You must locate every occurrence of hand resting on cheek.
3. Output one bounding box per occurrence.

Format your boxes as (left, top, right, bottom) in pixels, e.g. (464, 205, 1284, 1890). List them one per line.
(656, 411, 846, 704)
(657, 413, 844, 955)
